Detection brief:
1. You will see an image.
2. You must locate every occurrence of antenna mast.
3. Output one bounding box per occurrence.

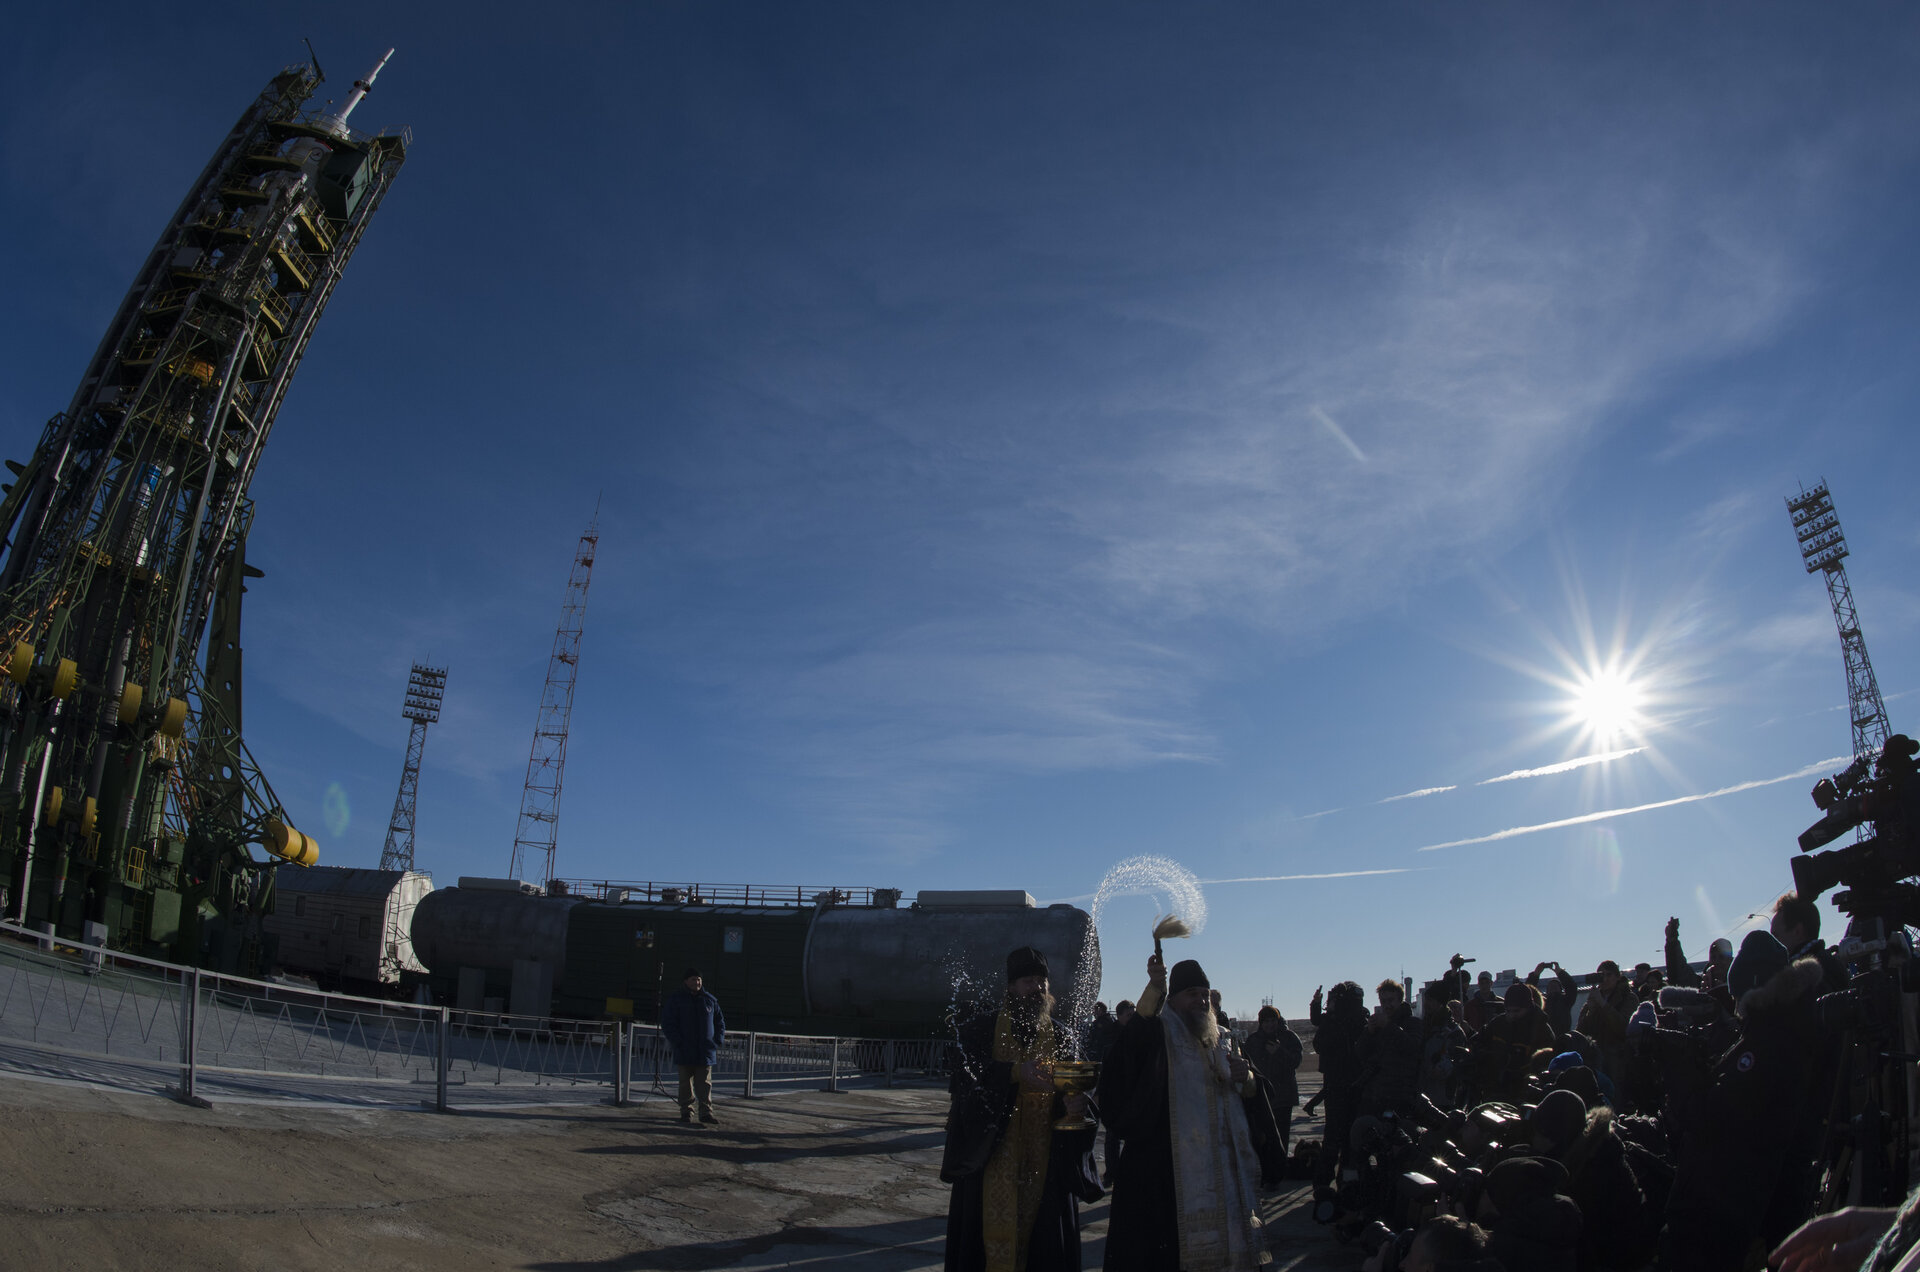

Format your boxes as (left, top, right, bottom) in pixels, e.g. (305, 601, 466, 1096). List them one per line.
(509, 516, 599, 887)
(1787, 481, 1891, 762)
(380, 663, 446, 872)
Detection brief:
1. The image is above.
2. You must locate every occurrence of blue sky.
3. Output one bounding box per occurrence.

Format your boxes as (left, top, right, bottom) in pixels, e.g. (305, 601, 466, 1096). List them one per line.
(5, 4, 1919, 1016)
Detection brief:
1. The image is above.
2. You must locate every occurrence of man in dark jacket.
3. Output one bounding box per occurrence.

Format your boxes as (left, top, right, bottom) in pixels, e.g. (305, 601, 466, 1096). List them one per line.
(1575, 960, 1634, 1080)
(1530, 1089, 1655, 1270)
(1469, 984, 1555, 1106)
(1769, 890, 1851, 993)
(1661, 931, 1829, 1272)
(942, 947, 1099, 1272)
(1477, 1156, 1583, 1272)
(1085, 1001, 1120, 1061)
(1355, 979, 1423, 1118)
(1244, 1004, 1303, 1183)
(660, 968, 726, 1125)
(1527, 963, 1579, 1036)
(1310, 981, 1368, 1192)
(1464, 971, 1501, 1033)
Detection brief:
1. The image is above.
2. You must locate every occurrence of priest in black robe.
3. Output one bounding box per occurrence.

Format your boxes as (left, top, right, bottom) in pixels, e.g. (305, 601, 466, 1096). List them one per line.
(943, 946, 1103, 1272)
(1097, 952, 1274, 1271)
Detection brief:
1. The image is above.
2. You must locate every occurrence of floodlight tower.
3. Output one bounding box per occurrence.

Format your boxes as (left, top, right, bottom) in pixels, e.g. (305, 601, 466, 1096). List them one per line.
(1787, 481, 1891, 762)
(0, 53, 408, 963)
(380, 663, 446, 873)
(508, 517, 599, 888)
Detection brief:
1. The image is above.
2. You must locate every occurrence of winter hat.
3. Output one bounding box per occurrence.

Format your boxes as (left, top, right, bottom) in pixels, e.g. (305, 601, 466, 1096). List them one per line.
(1729, 930, 1790, 1000)
(1005, 946, 1050, 984)
(1547, 1051, 1584, 1073)
(1552, 1066, 1604, 1111)
(1169, 959, 1210, 996)
(1627, 1000, 1657, 1037)
(1484, 1156, 1570, 1214)
(682, 967, 701, 981)
(1709, 936, 1735, 961)
(1531, 1089, 1587, 1155)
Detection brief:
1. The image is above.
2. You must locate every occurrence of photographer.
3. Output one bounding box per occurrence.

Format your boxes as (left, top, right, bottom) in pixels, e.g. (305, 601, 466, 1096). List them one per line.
(1574, 960, 1634, 1081)
(1420, 986, 1470, 1109)
(1468, 983, 1554, 1106)
(1665, 916, 1732, 990)
(1661, 931, 1830, 1272)
(1310, 981, 1368, 1192)
(1356, 979, 1424, 1119)
(1529, 1088, 1657, 1270)
(1527, 962, 1578, 1036)
(1769, 890, 1849, 994)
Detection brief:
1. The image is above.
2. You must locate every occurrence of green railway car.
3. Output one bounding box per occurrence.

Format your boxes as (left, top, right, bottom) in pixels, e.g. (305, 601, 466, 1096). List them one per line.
(558, 902, 816, 1031)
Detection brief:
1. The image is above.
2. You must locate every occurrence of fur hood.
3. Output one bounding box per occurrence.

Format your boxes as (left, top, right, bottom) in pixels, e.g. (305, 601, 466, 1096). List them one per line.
(1560, 1105, 1615, 1182)
(1736, 955, 1823, 1019)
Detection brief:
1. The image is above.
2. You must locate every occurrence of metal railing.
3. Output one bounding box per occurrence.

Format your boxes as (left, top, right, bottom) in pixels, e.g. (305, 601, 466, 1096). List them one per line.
(549, 879, 890, 908)
(0, 920, 945, 1109)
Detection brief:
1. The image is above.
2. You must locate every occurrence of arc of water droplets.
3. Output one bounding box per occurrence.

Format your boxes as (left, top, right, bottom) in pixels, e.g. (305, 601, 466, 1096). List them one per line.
(1069, 855, 1208, 1049)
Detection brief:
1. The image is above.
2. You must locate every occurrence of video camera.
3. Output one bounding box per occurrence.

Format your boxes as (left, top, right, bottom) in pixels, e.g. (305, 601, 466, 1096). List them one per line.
(1789, 736, 1920, 919)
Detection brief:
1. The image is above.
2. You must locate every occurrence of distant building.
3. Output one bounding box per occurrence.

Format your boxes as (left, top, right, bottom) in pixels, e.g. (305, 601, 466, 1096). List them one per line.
(264, 867, 433, 991)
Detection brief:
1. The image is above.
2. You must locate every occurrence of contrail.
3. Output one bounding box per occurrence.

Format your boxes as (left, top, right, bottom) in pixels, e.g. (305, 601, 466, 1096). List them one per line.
(1380, 785, 1456, 803)
(1306, 749, 1646, 822)
(1479, 747, 1644, 784)
(1310, 405, 1368, 463)
(1201, 868, 1426, 883)
(1418, 756, 1848, 851)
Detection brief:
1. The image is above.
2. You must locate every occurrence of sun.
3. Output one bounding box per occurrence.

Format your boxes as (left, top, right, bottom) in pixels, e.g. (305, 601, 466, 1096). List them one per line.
(1567, 664, 1648, 747)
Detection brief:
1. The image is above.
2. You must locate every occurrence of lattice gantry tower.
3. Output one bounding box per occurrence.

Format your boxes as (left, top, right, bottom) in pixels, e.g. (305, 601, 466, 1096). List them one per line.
(380, 663, 446, 873)
(0, 54, 408, 966)
(1787, 481, 1891, 762)
(508, 517, 600, 888)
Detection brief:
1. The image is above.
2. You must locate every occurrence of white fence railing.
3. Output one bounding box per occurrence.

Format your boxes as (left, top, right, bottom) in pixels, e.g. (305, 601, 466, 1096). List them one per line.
(0, 920, 947, 1109)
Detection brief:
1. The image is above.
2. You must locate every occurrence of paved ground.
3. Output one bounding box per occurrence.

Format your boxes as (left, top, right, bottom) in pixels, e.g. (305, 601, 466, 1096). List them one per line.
(0, 1068, 1349, 1271)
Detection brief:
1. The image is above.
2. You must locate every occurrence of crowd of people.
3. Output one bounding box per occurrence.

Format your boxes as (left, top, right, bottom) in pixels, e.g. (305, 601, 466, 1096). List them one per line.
(1291, 893, 1852, 1272)
(938, 890, 1896, 1272)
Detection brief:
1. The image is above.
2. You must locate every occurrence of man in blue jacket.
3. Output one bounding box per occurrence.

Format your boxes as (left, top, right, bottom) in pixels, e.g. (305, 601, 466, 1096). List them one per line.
(662, 967, 726, 1125)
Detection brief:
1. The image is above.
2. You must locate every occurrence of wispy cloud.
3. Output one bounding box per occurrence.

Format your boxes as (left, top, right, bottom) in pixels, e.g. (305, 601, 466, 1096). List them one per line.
(1380, 785, 1457, 803)
(1200, 869, 1428, 884)
(1479, 747, 1644, 785)
(1310, 405, 1368, 464)
(1418, 756, 1847, 851)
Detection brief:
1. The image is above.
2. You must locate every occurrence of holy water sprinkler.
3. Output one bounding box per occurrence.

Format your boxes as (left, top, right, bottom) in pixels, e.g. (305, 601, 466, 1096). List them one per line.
(1152, 913, 1191, 962)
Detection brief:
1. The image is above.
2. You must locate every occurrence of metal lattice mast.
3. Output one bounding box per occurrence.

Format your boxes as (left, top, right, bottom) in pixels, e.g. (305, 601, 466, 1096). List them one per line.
(379, 663, 445, 872)
(1787, 481, 1891, 761)
(508, 517, 598, 886)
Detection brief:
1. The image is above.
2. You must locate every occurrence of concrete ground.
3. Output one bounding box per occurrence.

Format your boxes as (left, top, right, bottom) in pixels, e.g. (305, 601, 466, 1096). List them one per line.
(0, 1070, 1350, 1271)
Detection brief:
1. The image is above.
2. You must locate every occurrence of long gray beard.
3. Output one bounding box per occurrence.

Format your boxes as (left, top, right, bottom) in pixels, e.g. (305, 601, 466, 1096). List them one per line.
(1178, 1000, 1220, 1049)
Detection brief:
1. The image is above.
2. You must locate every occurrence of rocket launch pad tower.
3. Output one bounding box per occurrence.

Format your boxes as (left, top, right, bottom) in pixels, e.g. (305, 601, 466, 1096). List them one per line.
(0, 56, 407, 970)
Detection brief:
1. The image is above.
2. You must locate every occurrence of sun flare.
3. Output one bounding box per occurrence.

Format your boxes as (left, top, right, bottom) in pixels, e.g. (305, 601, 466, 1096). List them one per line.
(1568, 665, 1648, 746)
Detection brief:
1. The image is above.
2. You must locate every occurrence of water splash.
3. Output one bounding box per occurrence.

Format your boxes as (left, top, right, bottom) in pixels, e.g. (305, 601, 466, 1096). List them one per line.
(1069, 855, 1208, 1048)
(1091, 854, 1207, 935)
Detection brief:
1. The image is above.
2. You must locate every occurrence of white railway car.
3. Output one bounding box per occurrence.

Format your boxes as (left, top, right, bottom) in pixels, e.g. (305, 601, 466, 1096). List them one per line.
(265, 867, 434, 991)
